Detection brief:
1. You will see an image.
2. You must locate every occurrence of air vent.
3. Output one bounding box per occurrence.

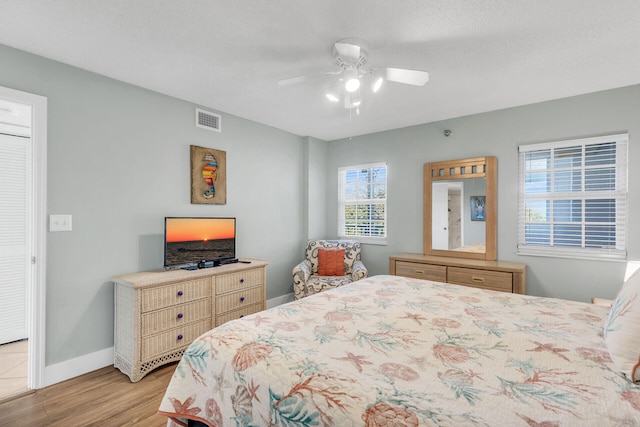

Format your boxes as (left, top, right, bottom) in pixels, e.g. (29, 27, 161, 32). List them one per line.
(196, 108, 221, 132)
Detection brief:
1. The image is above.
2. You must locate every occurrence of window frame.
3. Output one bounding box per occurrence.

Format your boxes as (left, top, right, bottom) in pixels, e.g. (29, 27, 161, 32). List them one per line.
(338, 162, 388, 245)
(517, 133, 628, 261)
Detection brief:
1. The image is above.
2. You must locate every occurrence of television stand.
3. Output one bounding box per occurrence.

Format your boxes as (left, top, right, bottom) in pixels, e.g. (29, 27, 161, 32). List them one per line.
(112, 258, 268, 382)
(215, 257, 238, 266)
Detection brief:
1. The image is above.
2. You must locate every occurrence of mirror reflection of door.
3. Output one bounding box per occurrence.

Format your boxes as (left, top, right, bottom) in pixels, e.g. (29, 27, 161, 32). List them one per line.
(432, 182, 463, 250)
(448, 187, 462, 249)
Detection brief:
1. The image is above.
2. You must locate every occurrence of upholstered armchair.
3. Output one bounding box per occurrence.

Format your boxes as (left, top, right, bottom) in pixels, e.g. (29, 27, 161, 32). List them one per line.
(293, 240, 368, 300)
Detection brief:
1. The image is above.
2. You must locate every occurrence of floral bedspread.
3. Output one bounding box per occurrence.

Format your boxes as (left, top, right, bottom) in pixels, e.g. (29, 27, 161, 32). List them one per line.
(159, 275, 640, 426)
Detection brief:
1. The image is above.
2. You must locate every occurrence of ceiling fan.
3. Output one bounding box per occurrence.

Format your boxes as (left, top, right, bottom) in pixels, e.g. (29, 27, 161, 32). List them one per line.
(277, 37, 429, 111)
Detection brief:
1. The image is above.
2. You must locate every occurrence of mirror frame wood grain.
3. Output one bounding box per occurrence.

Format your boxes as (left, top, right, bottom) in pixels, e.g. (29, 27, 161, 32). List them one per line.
(424, 156, 497, 261)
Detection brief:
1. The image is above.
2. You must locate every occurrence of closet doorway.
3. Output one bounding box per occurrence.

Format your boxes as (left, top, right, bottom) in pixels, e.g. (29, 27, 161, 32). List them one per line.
(0, 86, 46, 398)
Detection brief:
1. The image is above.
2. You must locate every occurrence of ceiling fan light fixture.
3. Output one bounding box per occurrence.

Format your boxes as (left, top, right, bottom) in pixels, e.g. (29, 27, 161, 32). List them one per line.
(371, 69, 385, 93)
(345, 77, 360, 92)
(343, 69, 361, 92)
(326, 80, 341, 103)
(351, 89, 362, 106)
(372, 76, 384, 93)
(344, 89, 362, 109)
(326, 92, 340, 102)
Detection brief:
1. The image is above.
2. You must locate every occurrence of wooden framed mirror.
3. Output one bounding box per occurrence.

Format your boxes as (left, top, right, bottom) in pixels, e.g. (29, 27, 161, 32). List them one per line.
(424, 156, 497, 260)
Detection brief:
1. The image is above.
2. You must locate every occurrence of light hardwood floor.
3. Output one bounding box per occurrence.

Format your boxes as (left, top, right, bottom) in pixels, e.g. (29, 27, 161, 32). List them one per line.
(0, 362, 176, 426)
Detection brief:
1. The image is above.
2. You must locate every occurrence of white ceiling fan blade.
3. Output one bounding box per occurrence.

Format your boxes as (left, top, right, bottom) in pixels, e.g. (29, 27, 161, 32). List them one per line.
(380, 67, 429, 86)
(277, 75, 313, 86)
(277, 70, 341, 86)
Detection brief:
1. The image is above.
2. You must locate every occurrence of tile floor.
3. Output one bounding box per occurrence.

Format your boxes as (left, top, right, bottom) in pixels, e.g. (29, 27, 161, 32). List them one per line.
(0, 340, 28, 401)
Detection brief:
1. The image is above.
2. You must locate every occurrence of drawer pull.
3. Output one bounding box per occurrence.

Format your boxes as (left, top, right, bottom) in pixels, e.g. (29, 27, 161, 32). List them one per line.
(177, 313, 183, 319)
(414, 269, 425, 275)
(240, 278, 245, 284)
(240, 296, 245, 302)
(177, 290, 184, 296)
(471, 276, 485, 283)
(177, 334, 183, 340)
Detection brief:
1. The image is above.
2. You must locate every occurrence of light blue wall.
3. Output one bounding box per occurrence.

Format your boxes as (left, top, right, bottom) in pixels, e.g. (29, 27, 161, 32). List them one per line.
(2, 40, 638, 370)
(0, 44, 306, 366)
(303, 137, 328, 240)
(326, 85, 640, 303)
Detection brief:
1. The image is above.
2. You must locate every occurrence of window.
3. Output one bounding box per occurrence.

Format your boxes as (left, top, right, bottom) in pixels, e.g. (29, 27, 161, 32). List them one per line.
(518, 134, 628, 260)
(338, 162, 387, 244)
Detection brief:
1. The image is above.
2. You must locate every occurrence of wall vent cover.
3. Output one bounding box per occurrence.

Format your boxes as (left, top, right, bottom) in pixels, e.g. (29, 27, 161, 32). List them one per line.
(196, 108, 221, 132)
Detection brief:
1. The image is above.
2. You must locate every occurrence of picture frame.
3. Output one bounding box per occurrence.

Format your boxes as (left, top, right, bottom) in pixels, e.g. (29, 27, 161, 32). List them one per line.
(470, 196, 486, 221)
(190, 145, 227, 205)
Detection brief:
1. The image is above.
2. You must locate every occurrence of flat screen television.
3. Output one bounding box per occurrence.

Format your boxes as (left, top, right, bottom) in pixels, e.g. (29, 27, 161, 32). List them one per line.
(164, 217, 236, 268)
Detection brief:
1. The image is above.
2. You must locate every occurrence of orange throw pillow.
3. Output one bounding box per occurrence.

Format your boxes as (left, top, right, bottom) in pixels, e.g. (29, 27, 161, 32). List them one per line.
(317, 248, 345, 276)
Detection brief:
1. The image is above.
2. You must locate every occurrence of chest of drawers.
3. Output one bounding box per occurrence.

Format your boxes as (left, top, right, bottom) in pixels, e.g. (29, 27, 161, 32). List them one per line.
(214, 269, 266, 326)
(389, 253, 526, 294)
(113, 260, 267, 382)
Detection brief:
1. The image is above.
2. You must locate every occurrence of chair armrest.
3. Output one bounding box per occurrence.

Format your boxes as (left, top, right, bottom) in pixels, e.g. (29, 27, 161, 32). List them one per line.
(351, 260, 368, 281)
(293, 260, 312, 299)
(293, 259, 312, 281)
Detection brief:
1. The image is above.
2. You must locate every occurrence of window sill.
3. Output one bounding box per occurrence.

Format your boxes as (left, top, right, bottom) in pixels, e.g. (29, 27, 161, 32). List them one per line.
(517, 246, 626, 262)
(339, 236, 387, 246)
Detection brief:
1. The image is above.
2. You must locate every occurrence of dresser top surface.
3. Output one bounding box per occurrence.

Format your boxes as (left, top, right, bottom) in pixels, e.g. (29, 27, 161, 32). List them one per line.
(112, 259, 268, 288)
(390, 253, 526, 273)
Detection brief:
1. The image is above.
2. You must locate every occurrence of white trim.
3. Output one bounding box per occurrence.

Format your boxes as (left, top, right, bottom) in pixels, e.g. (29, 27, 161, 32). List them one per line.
(517, 245, 626, 261)
(338, 161, 387, 174)
(518, 133, 629, 152)
(0, 86, 47, 390)
(338, 162, 388, 241)
(39, 293, 293, 386)
(43, 347, 114, 388)
(517, 133, 628, 261)
(267, 293, 294, 309)
(341, 236, 387, 245)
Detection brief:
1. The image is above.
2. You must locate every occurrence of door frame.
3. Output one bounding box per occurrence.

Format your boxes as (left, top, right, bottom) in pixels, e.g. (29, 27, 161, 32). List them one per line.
(0, 85, 47, 389)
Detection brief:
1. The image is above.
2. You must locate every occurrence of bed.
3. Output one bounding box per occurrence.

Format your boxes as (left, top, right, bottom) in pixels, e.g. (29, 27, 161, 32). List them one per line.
(158, 274, 640, 426)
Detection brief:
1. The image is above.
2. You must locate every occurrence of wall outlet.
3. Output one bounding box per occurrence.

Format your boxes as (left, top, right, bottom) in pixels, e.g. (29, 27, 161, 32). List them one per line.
(49, 214, 72, 232)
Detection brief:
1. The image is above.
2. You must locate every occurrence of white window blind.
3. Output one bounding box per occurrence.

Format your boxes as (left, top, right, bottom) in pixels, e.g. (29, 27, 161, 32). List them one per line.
(338, 162, 387, 245)
(518, 133, 628, 260)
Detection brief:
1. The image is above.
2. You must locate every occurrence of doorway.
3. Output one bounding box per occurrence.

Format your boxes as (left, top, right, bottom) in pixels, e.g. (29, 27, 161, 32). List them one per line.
(0, 86, 47, 398)
(431, 181, 463, 251)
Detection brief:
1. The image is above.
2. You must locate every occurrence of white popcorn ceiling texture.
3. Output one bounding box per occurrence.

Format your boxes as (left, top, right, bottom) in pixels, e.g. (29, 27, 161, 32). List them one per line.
(1, 0, 639, 141)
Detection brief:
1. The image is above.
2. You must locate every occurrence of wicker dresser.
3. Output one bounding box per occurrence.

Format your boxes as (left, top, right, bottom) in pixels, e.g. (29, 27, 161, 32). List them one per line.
(113, 259, 267, 382)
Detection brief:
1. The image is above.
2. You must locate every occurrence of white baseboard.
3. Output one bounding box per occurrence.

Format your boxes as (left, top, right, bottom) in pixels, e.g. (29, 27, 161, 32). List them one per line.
(41, 293, 294, 388)
(267, 292, 294, 308)
(43, 346, 114, 388)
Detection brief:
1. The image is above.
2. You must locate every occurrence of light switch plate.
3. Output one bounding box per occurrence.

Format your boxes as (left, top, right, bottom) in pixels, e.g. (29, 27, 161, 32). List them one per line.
(50, 214, 72, 232)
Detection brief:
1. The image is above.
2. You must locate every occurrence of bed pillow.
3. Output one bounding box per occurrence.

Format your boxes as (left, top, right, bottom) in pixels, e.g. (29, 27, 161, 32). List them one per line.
(317, 248, 345, 276)
(604, 269, 640, 383)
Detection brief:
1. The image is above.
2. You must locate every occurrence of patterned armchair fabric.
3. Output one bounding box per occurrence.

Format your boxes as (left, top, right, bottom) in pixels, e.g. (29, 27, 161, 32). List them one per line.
(293, 240, 368, 300)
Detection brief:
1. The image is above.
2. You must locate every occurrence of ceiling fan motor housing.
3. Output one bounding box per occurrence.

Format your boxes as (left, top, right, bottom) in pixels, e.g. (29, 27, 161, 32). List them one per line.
(333, 37, 369, 72)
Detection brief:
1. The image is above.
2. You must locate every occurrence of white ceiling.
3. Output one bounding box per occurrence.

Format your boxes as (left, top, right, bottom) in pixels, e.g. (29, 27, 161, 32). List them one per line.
(1, 1, 640, 141)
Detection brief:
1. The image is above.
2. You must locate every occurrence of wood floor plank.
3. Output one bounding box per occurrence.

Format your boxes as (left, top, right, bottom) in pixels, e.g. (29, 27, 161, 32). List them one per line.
(0, 394, 50, 426)
(0, 363, 177, 426)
